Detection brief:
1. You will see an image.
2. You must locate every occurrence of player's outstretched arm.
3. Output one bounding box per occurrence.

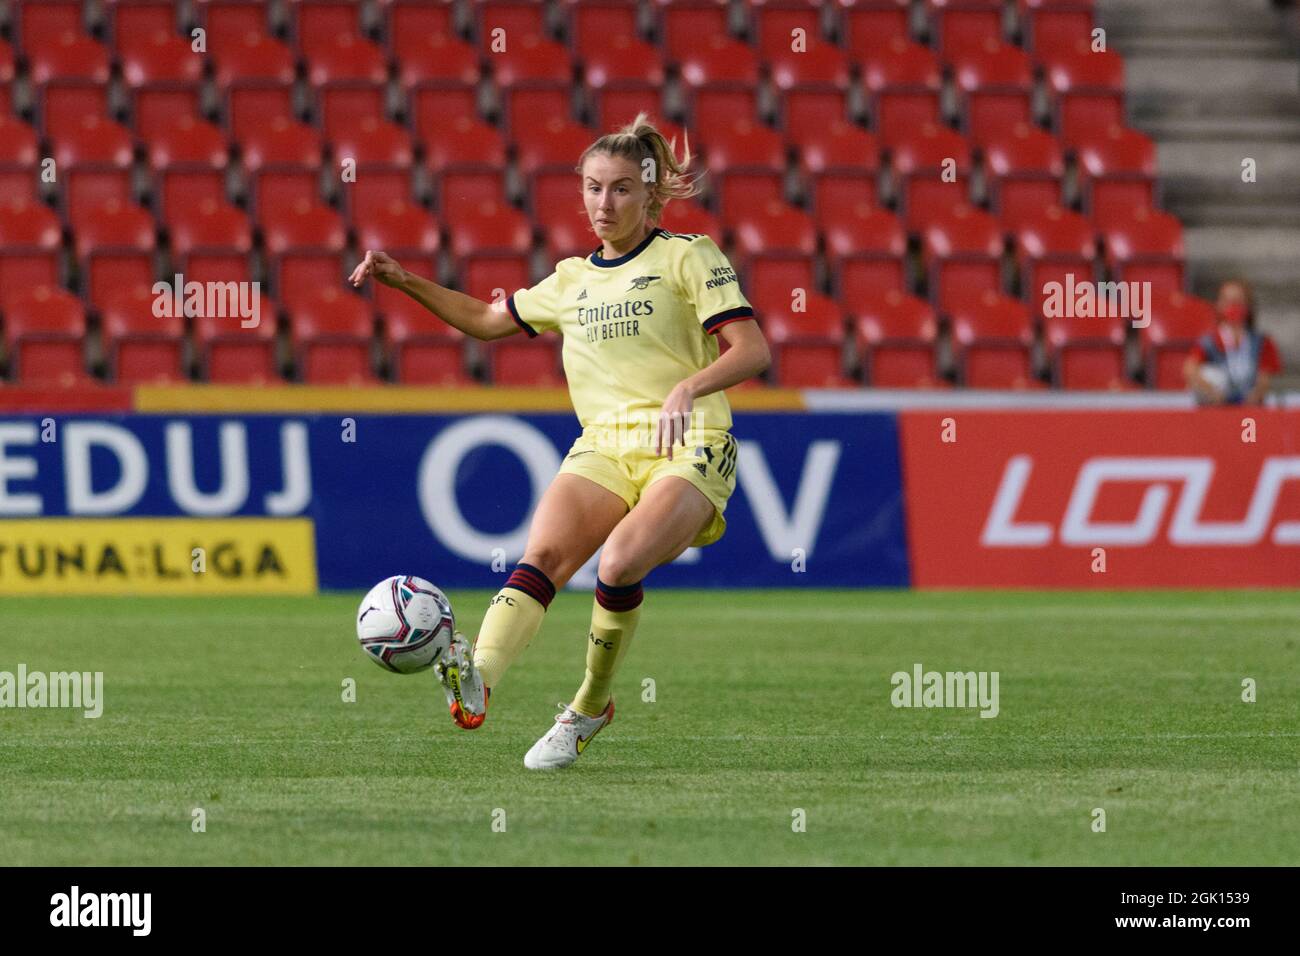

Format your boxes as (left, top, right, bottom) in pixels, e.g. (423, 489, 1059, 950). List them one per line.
(348, 249, 519, 341)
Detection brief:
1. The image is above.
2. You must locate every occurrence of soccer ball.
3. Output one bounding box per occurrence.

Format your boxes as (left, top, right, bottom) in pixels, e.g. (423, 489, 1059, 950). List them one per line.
(356, 575, 455, 674)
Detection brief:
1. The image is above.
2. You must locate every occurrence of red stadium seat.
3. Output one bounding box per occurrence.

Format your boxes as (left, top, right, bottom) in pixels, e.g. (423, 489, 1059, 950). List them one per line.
(398, 35, 480, 91)
(147, 115, 228, 167)
(438, 168, 509, 222)
(854, 290, 941, 388)
(780, 88, 852, 150)
(106, 1, 178, 54)
(382, 294, 470, 386)
(842, 0, 911, 62)
(120, 35, 205, 103)
(688, 85, 760, 133)
(1142, 289, 1214, 389)
(477, 0, 549, 40)
(515, 119, 599, 178)
(14, 1, 84, 54)
(588, 83, 664, 131)
(763, 295, 854, 388)
(984, 123, 1066, 232)
(677, 35, 759, 87)
(168, 199, 254, 266)
(703, 119, 787, 221)
(291, 0, 363, 59)
(40, 82, 109, 142)
(75, 200, 158, 309)
(1014, 205, 1097, 317)
(0, 115, 42, 165)
(798, 120, 881, 176)
(950, 292, 1037, 388)
(768, 45, 852, 92)
(825, 205, 908, 304)
(485, 338, 565, 388)
(569, 1, 641, 59)
(461, 253, 532, 305)
(716, 168, 785, 228)
(862, 39, 942, 148)
(659, 1, 731, 63)
(133, 76, 206, 136)
(157, 168, 228, 225)
(193, 291, 281, 384)
(27, 33, 110, 85)
(450, 203, 533, 259)
(658, 202, 722, 239)
(227, 83, 296, 141)
(1076, 125, 1158, 228)
(341, 166, 416, 224)
(746, 255, 817, 315)
(0, 199, 63, 304)
(199, 1, 272, 56)
(582, 36, 666, 88)
(212, 32, 297, 86)
(290, 288, 378, 384)
(99, 285, 188, 384)
(951, 41, 1035, 145)
(305, 35, 388, 86)
(1103, 208, 1184, 294)
(421, 116, 508, 170)
(537, 212, 594, 261)
(927, 0, 1004, 60)
(3, 285, 87, 385)
(493, 34, 574, 125)
(65, 168, 135, 225)
(809, 171, 879, 232)
(184, 251, 254, 288)
(263, 204, 348, 310)
(51, 116, 135, 170)
(1043, 44, 1126, 148)
(730, 202, 818, 266)
(1043, 309, 1128, 390)
(355, 202, 441, 258)
(922, 204, 1005, 314)
(411, 87, 483, 145)
(249, 168, 322, 224)
(752, 1, 825, 63)
(319, 83, 388, 141)
(529, 168, 584, 225)
(1022, 0, 1095, 59)
(388, 1, 456, 60)
(891, 123, 974, 231)
(502, 86, 575, 141)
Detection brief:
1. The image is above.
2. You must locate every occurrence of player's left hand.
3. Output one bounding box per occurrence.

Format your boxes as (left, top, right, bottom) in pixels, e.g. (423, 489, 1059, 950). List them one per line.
(655, 382, 695, 460)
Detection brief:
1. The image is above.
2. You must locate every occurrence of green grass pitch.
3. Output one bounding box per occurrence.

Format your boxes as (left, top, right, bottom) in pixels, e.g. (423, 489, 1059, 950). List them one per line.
(1, 589, 1297, 866)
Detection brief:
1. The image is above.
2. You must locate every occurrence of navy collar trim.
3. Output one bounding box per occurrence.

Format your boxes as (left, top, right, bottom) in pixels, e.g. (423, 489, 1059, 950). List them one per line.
(589, 227, 663, 268)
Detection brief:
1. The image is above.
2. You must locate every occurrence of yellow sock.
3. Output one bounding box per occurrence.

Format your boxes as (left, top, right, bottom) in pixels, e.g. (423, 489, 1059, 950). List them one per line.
(472, 562, 556, 689)
(572, 578, 644, 717)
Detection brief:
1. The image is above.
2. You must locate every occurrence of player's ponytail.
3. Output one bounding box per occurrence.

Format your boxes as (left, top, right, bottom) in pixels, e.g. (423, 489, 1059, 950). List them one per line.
(578, 112, 702, 224)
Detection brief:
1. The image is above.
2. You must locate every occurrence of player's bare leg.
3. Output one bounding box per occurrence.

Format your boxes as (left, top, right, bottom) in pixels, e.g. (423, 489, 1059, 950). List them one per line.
(525, 477, 713, 768)
(438, 473, 628, 729)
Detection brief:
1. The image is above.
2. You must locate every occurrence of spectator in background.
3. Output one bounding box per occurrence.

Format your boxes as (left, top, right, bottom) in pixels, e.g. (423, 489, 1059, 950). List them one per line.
(1184, 279, 1281, 405)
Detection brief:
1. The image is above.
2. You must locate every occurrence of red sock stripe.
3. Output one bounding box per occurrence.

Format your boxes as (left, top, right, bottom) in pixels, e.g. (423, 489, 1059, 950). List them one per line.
(595, 578, 643, 612)
(505, 563, 555, 609)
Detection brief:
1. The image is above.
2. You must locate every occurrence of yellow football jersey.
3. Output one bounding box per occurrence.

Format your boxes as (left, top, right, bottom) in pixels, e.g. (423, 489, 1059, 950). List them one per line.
(505, 228, 755, 436)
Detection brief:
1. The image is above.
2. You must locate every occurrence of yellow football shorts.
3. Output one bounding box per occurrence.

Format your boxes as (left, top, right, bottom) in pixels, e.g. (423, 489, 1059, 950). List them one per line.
(557, 425, 738, 548)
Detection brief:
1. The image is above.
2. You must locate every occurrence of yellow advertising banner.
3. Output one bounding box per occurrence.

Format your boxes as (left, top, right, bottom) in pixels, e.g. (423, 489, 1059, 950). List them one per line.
(0, 519, 317, 594)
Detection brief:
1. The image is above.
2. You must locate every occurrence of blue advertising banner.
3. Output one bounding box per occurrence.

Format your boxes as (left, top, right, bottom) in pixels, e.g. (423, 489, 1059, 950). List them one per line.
(0, 413, 909, 590)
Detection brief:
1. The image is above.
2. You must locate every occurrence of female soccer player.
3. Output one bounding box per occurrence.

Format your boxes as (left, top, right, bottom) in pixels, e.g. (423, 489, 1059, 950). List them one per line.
(349, 114, 770, 769)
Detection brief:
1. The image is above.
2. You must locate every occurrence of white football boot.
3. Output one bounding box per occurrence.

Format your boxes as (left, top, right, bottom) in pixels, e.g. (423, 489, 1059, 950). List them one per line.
(433, 631, 489, 729)
(523, 698, 615, 770)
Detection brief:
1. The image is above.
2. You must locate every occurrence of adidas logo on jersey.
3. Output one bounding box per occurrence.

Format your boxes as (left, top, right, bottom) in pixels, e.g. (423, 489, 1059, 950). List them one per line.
(577, 289, 588, 301)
